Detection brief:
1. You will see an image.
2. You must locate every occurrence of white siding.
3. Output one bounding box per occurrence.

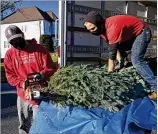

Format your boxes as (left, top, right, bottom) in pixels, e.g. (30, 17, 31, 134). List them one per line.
(0, 20, 43, 58)
(40, 20, 44, 35)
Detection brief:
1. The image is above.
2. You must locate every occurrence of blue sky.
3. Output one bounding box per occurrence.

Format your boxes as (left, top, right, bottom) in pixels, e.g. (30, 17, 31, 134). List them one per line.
(6, 1, 59, 17)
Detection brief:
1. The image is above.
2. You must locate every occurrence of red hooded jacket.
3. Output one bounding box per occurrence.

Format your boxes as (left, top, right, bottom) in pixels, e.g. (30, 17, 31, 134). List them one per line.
(4, 39, 55, 105)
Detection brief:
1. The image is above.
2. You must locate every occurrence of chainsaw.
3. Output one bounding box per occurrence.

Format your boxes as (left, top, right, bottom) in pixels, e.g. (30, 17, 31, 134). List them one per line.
(25, 72, 67, 101)
(25, 72, 47, 100)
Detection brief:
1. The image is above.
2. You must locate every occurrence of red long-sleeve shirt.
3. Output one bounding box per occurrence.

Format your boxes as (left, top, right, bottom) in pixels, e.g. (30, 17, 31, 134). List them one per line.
(101, 15, 145, 44)
(4, 40, 55, 105)
(101, 15, 145, 60)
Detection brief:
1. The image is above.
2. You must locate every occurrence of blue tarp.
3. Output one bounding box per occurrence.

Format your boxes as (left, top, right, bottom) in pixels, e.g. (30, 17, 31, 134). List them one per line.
(30, 97, 157, 134)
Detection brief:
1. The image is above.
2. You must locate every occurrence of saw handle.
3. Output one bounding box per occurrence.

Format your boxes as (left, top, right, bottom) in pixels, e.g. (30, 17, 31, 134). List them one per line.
(26, 72, 48, 87)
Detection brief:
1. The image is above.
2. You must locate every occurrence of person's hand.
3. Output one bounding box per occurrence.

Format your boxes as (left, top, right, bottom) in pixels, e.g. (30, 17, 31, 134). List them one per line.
(24, 88, 32, 100)
(148, 91, 157, 100)
(22, 79, 29, 90)
(108, 59, 115, 72)
(22, 79, 31, 100)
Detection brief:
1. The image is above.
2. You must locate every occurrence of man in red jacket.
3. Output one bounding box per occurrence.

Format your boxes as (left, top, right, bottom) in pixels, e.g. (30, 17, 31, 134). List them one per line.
(4, 25, 55, 134)
(84, 11, 157, 98)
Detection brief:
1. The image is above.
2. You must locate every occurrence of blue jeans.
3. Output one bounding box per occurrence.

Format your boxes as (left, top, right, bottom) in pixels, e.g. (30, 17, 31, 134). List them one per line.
(131, 29, 157, 91)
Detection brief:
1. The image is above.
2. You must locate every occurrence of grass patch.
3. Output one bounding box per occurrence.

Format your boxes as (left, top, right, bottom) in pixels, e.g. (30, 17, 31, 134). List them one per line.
(50, 52, 58, 62)
(0, 63, 4, 67)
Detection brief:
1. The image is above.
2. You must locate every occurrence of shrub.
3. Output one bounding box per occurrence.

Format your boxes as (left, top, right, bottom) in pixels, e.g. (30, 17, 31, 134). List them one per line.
(40, 34, 54, 52)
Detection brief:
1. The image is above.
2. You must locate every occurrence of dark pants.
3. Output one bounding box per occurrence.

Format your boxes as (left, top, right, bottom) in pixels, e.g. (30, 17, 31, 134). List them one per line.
(17, 97, 38, 134)
(131, 29, 157, 91)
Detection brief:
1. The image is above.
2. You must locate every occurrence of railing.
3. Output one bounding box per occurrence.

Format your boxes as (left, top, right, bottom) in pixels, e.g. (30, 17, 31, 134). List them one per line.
(67, 45, 108, 53)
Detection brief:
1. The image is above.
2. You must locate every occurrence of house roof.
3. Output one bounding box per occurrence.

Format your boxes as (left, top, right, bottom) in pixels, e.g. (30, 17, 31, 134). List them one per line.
(46, 11, 58, 20)
(2, 6, 58, 24)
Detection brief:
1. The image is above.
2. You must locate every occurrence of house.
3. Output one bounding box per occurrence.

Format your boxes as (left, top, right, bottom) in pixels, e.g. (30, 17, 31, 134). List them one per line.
(0, 6, 58, 59)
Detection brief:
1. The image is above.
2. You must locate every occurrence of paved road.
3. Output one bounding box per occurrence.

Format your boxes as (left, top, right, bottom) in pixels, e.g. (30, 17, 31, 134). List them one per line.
(1, 83, 19, 134)
(1, 106, 19, 134)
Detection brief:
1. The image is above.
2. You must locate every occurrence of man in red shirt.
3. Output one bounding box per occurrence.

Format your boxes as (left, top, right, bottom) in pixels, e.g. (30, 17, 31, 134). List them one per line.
(4, 25, 56, 134)
(84, 11, 157, 98)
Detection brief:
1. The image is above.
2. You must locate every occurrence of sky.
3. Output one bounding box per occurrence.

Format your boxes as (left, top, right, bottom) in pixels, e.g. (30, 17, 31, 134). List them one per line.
(5, 1, 59, 18)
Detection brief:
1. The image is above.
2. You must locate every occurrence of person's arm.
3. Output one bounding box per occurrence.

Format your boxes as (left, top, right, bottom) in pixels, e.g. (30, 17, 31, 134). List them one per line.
(40, 48, 56, 81)
(108, 59, 115, 72)
(4, 52, 24, 88)
(116, 50, 122, 63)
(108, 43, 118, 72)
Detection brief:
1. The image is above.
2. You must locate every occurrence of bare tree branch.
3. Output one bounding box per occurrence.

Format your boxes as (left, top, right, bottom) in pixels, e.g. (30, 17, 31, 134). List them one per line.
(1, 0, 21, 19)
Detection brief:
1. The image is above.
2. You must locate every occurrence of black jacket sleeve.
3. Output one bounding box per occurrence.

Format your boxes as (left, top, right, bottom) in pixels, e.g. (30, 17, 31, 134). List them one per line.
(108, 43, 118, 60)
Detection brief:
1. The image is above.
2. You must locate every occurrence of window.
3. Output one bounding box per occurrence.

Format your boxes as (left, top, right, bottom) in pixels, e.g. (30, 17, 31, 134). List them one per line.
(25, 26, 27, 32)
(21, 25, 27, 32)
(4, 41, 7, 48)
(21, 26, 24, 32)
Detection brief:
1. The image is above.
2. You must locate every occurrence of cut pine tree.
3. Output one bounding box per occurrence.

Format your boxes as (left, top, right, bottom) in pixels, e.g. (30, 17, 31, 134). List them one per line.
(41, 65, 150, 112)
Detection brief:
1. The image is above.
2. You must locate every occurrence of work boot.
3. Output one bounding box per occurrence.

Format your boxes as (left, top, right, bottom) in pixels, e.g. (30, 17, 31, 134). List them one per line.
(148, 91, 157, 100)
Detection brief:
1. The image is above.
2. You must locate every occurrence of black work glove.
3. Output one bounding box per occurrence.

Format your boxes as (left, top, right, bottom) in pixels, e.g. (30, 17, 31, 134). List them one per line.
(114, 56, 130, 71)
(114, 59, 124, 71)
(123, 57, 129, 67)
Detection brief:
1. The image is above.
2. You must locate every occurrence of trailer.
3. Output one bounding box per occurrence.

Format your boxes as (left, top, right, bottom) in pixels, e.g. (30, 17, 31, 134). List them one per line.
(57, 1, 157, 67)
